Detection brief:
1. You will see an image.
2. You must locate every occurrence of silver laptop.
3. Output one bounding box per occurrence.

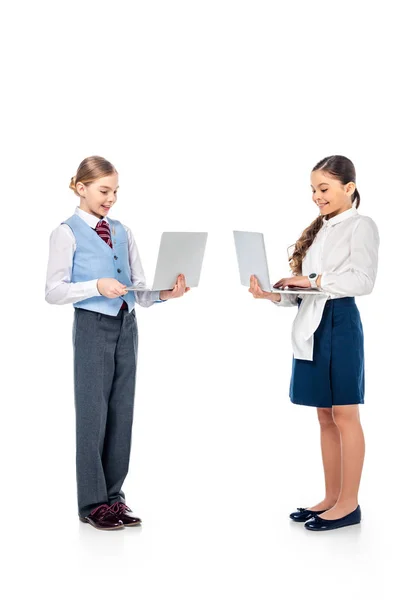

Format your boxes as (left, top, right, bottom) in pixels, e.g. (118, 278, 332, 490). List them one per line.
(126, 232, 208, 291)
(233, 230, 326, 294)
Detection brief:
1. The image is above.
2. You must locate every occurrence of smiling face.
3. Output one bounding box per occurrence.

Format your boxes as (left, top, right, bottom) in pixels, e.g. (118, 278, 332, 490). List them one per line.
(76, 173, 119, 219)
(310, 169, 355, 219)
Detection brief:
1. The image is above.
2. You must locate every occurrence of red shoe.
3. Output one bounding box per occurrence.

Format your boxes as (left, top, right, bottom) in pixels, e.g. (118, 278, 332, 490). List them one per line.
(79, 504, 124, 530)
(109, 502, 142, 527)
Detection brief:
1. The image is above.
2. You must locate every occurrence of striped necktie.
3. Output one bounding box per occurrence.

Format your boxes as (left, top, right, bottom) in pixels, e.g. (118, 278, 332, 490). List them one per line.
(95, 219, 113, 248)
(94, 220, 128, 310)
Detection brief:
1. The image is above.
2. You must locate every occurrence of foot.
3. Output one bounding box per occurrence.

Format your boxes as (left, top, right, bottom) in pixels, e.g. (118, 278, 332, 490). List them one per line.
(290, 499, 335, 522)
(305, 505, 361, 531)
(290, 507, 328, 522)
(109, 502, 142, 527)
(313, 504, 359, 521)
(79, 504, 124, 530)
(306, 499, 337, 512)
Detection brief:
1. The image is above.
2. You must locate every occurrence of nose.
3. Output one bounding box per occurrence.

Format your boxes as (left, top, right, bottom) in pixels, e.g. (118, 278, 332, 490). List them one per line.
(313, 192, 323, 203)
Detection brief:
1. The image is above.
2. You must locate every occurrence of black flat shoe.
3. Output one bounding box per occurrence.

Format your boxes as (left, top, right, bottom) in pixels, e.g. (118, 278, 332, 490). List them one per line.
(304, 505, 361, 531)
(289, 507, 328, 522)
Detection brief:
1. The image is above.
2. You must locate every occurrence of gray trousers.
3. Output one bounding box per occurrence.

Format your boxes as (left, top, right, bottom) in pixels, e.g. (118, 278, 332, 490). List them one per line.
(72, 307, 138, 517)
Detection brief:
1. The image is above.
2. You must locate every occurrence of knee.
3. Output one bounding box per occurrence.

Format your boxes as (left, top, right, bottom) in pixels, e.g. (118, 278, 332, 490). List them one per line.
(317, 408, 335, 428)
(332, 406, 360, 429)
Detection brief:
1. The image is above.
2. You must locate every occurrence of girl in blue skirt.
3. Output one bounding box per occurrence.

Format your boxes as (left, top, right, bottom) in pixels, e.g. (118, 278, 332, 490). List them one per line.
(249, 155, 379, 531)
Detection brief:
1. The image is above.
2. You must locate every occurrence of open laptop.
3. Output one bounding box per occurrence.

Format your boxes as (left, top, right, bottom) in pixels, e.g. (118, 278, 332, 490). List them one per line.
(233, 230, 326, 294)
(126, 232, 208, 291)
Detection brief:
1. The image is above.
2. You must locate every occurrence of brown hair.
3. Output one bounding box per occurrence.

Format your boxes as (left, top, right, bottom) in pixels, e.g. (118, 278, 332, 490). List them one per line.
(288, 155, 361, 275)
(69, 155, 118, 197)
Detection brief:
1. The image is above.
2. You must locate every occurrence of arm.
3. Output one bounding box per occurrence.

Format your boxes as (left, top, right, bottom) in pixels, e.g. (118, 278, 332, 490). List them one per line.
(45, 225, 101, 305)
(319, 217, 379, 296)
(271, 292, 299, 307)
(249, 274, 298, 305)
(126, 227, 166, 308)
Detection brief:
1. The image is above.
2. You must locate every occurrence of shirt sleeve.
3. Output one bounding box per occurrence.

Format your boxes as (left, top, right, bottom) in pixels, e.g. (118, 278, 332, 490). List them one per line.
(45, 225, 101, 305)
(126, 226, 167, 307)
(320, 217, 380, 296)
(271, 293, 299, 307)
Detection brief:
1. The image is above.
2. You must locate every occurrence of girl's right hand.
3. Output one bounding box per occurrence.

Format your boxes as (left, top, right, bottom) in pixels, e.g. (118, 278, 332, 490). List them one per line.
(97, 278, 128, 298)
(248, 274, 281, 303)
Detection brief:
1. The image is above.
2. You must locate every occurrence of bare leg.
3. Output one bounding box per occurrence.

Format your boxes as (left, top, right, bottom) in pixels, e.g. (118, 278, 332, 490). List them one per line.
(307, 408, 341, 511)
(318, 405, 365, 520)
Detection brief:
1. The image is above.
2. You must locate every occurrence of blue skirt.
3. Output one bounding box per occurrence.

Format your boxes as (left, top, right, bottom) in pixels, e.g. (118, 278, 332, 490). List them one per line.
(289, 297, 365, 408)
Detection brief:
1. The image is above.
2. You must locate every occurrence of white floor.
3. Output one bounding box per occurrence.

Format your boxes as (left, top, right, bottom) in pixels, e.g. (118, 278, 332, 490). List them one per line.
(4, 458, 395, 599)
(19, 504, 392, 598)
(5, 298, 397, 599)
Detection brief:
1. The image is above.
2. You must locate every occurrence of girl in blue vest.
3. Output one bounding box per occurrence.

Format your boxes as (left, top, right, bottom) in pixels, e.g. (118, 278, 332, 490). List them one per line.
(249, 155, 379, 531)
(45, 155, 190, 530)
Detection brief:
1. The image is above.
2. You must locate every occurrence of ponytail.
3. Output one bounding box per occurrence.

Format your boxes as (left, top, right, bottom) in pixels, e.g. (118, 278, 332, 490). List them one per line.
(352, 187, 361, 208)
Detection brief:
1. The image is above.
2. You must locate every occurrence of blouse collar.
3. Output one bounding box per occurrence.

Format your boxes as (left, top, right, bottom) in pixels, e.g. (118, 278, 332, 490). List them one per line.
(322, 205, 358, 228)
(75, 206, 109, 229)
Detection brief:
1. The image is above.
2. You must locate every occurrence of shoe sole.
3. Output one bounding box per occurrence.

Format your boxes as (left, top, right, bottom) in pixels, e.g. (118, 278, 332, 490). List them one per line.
(79, 517, 125, 530)
(123, 522, 142, 527)
(305, 520, 361, 531)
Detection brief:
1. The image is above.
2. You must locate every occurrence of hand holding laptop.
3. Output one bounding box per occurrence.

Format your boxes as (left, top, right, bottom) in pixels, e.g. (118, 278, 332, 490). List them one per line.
(233, 231, 326, 296)
(159, 274, 190, 300)
(249, 275, 281, 302)
(97, 274, 190, 300)
(125, 232, 208, 292)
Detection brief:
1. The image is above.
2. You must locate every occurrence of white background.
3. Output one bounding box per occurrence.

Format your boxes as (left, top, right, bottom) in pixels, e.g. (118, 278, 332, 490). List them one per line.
(1, 1, 399, 598)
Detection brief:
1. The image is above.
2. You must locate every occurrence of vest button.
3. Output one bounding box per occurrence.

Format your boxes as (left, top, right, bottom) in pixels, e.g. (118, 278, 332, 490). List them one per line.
(114, 255, 118, 260)
(117, 268, 122, 273)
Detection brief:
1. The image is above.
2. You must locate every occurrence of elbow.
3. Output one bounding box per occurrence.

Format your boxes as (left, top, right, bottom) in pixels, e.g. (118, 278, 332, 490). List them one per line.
(364, 281, 375, 296)
(361, 283, 375, 296)
(45, 292, 55, 305)
(354, 274, 376, 296)
(45, 289, 65, 305)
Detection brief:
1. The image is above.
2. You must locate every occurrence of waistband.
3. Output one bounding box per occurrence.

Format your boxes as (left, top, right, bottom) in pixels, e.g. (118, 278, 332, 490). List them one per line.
(297, 296, 355, 306)
(75, 306, 133, 320)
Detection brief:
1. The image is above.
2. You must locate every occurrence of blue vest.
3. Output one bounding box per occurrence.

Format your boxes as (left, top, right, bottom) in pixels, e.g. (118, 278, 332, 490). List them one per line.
(62, 214, 136, 316)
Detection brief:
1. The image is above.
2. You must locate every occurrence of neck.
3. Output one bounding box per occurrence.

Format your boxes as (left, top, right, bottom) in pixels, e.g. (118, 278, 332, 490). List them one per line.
(79, 202, 103, 220)
(326, 203, 353, 220)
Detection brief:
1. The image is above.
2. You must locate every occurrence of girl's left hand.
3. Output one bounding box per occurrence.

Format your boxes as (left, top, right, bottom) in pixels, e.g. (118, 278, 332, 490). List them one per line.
(160, 274, 191, 300)
(273, 275, 311, 289)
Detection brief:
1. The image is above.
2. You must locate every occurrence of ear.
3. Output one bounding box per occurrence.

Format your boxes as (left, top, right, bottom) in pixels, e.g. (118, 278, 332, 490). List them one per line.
(76, 181, 86, 196)
(345, 181, 356, 196)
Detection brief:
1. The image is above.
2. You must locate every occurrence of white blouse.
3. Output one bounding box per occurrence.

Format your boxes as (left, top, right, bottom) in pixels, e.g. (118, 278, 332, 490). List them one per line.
(274, 205, 380, 360)
(45, 207, 162, 308)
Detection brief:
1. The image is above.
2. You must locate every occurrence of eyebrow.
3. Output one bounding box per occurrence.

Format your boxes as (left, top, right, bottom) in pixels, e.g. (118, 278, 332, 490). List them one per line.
(99, 185, 119, 190)
(310, 183, 330, 188)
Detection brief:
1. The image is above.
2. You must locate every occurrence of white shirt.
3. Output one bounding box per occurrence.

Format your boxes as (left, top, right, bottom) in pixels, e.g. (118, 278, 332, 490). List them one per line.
(274, 205, 380, 360)
(45, 207, 162, 308)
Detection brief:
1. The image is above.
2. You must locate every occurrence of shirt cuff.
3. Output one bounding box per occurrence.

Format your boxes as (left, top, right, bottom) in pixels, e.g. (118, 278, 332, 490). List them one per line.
(91, 280, 102, 297)
(154, 290, 167, 303)
(272, 293, 297, 307)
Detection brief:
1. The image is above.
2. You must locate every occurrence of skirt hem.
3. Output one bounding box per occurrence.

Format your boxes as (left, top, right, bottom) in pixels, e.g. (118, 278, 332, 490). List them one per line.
(290, 397, 364, 408)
